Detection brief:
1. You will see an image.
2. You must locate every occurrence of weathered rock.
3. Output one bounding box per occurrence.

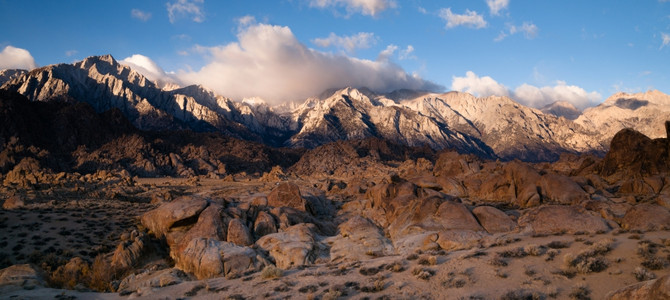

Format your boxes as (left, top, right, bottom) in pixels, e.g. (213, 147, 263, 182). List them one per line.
(0, 264, 47, 290)
(256, 223, 319, 269)
(179, 204, 226, 246)
(518, 205, 610, 234)
(601, 128, 670, 177)
(253, 211, 277, 239)
(539, 173, 588, 205)
(472, 206, 517, 233)
(436, 230, 485, 251)
(141, 196, 209, 238)
(606, 274, 670, 300)
(118, 268, 192, 293)
(267, 182, 309, 212)
(328, 216, 394, 262)
(2, 195, 25, 210)
(174, 238, 260, 280)
(505, 162, 542, 207)
(111, 230, 148, 269)
(621, 203, 670, 231)
(227, 218, 253, 246)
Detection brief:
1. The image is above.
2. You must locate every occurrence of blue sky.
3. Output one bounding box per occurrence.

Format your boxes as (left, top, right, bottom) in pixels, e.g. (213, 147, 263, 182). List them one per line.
(0, 0, 669, 107)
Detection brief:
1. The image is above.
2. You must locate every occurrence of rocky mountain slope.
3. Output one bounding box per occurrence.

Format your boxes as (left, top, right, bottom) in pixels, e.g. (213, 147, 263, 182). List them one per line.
(400, 92, 603, 161)
(2, 54, 670, 162)
(576, 90, 670, 145)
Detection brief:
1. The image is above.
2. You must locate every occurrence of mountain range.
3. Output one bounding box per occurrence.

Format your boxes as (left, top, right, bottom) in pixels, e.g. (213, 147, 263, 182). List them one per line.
(2, 54, 669, 162)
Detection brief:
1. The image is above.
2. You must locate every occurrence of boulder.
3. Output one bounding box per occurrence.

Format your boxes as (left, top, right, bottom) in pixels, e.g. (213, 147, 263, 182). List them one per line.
(253, 211, 277, 239)
(0, 264, 47, 290)
(518, 205, 610, 234)
(267, 182, 309, 212)
(606, 274, 670, 300)
(227, 218, 253, 246)
(2, 195, 25, 210)
(539, 173, 588, 205)
(174, 238, 260, 279)
(256, 223, 319, 269)
(118, 268, 192, 293)
(141, 196, 209, 238)
(472, 206, 517, 233)
(436, 230, 485, 251)
(621, 203, 670, 231)
(112, 230, 148, 269)
(328, 216, 394, 262)
(174, 204, 227, 253)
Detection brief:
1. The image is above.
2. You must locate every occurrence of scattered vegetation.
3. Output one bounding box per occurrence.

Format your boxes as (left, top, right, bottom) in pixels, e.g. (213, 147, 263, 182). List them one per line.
(633, 267, 656, 281)
(261, 265, 283, 279)
(417, 255, 437, 266)
(569, 283, 591, 300)
(489, 255, 508, 267)
(184, 284, 205, 297)
(497, 247, 527, 258)
(500, 289, 545, 300)
(412, 267, 435, 280)
(523, 244, 545, 256)
(546, 249, 559, 261)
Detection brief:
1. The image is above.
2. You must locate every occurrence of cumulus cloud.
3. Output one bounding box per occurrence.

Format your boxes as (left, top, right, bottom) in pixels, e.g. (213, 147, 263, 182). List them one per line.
(451, 71, 601, 110)
(513, 82, 601, 110)
(399, 45, 415, 60)
(451, 71, 509, 97)
(486, 0, 509, 15)
(131, 9, 152, 21)
(0, 46, 38, 70)
(120, 54, 180, 87)
(312, 32, 377, 53)
(176, 23, 441, 104)
(308, 0, 397, 17)
(167, 0, 204, 23)
(495, 22, 538, 41)
(439, 8, 487, 29)
(661, 32, 670, 49)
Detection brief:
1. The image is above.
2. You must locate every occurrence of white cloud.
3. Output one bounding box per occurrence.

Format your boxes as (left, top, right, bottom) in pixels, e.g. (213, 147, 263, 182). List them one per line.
(236, 15, 256, 27)
(451, 71, 601, 110)
(308, 0, 396, 17)
(131, 9, 152, 22)
(513, 81, 601, 110)
(486, 0, 509, 16)
(120, 54, 180, 87)
(399, 45, 415, 60)
(167, 0, 204, 23)
(176, 23, 441, 104)
(495, 22, 538, 41)
(377, 44, 397, 61)
(439, 8, 487, 29)
(65, 50, 78, 57)
(0, 46, 38, 70)
(312, 32, 377, 53)
(451, 71, 509, 97)
(661, 32, 670, 49)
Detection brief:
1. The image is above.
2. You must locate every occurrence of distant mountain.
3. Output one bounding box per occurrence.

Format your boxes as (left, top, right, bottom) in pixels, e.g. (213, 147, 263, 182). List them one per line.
(540, 101, 581, 120)
(286, 87, 495, 158)
(3, 54, 670, 162)
(400, 92, 602, 161)
(575, 90, 670, 146)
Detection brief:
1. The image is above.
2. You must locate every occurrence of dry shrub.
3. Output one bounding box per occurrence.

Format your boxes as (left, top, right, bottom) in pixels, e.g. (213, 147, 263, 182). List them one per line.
(261, 265, 283, 279)
(524, 244, 546, 256)
(497, 247, 527, 258)
(633, 267, 656, 281)
(412, 267, 435, 280)
(569, 283, 591, 300)
(641, 256, 668, 270)
(500, 289, 545, 300)
(546, 249, 559, 261)
(546, 241, 570, 249)
(489, 255, 508, 267)
(418, 255, 437, 266)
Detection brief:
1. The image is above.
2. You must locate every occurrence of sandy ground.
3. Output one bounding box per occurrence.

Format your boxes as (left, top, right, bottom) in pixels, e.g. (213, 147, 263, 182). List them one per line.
(1, 178, 669, 299)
